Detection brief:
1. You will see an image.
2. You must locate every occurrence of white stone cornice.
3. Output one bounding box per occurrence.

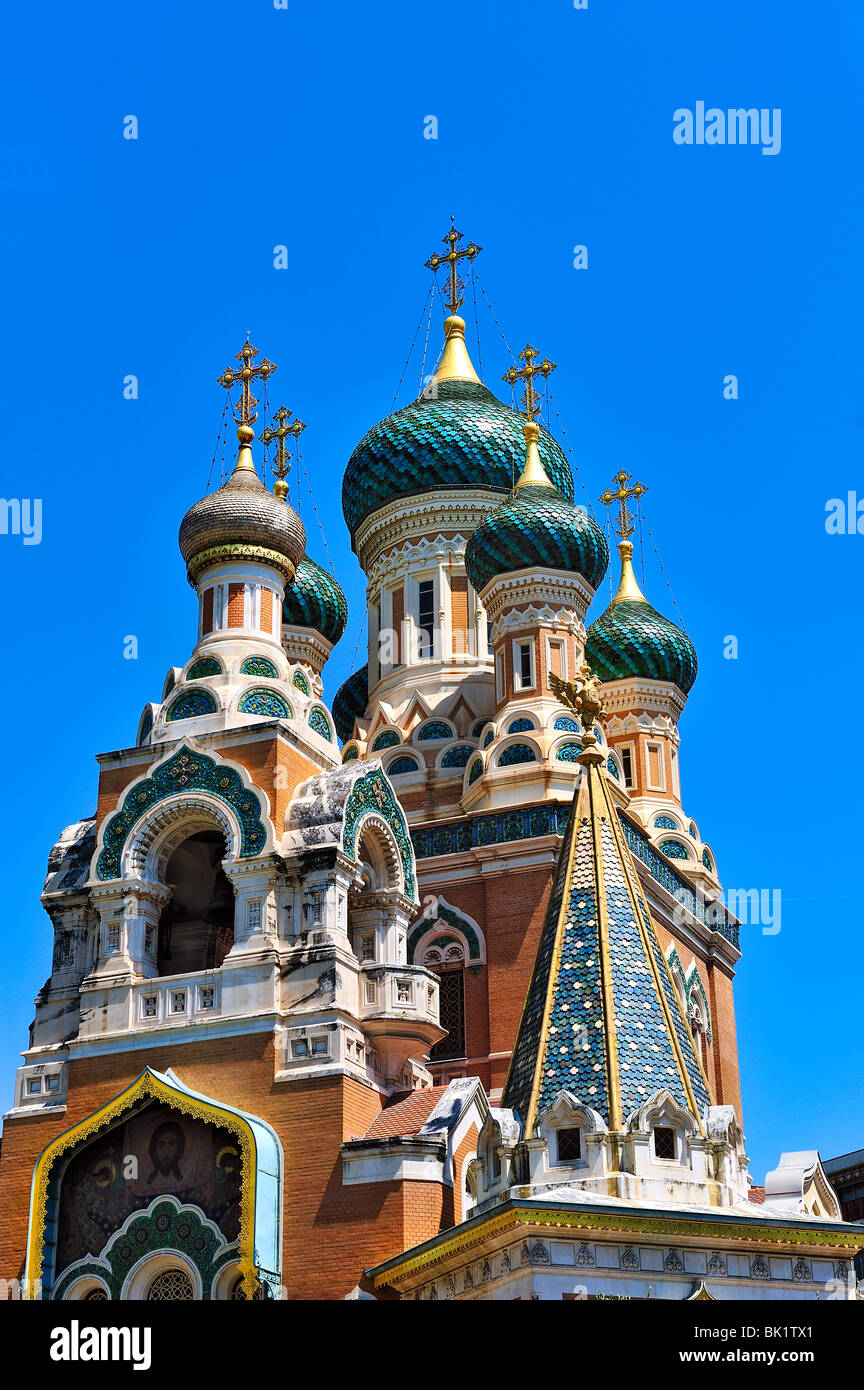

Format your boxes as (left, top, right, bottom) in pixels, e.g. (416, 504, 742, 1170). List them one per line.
(599, 677, 687, 721)
(355, 491, 502, 571)
(366, 533, 473, 590)
(481, 567, 595, 626)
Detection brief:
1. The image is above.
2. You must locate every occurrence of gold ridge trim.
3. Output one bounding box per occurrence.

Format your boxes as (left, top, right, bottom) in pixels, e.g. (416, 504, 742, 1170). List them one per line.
(24, 1069, 259, 1300)
(372, 1205, 863, 1288)
(590, 762, 623, 1131)
(186, 543, 296, 585)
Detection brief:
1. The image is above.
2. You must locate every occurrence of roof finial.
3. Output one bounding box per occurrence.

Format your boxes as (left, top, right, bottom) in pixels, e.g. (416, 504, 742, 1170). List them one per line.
(505, 344, 557, 489)
(503, 343, 557, 423)
(218, 339, 279, 476)
(549, 666, 607, 750)
(425, 217, 482, 317)
(259, 405, 306, 500)
(599, 470, 649, 602)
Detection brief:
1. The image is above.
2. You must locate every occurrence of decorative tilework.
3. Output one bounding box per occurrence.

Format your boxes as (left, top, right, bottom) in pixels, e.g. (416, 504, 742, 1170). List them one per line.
(342, 746, 359, 763)
(342, 769, 416, 898)
(408, 903, 482, 962)
(498, 742, 536, 767)
(553, 716, 581, 734)
(371, 729, 401, 751)
(555, 741, 583, 761)
(619, 818, 738, 946)
(502, 748, 711, 1132)
(186, 657, 222, 680)
(292, 670, 310, 696)
(342, 378, 574, 541)
(164, 671, 176, 696)
(441, 744, 473, 768)
(308, 706, 333, 741)
(471, 721, 487, 738)
(585, 597, 697, 694)
(467, 757, 483, 786)
(606, 757, 620, 780)
(482, 729, 495, 749)
(416, 721, 452, 741)
(689, 823, 698, 838)
(507, 717, 535, 734)
(138, 708, 153, 744)
(240, 656, 279, 679)
(411, 803, 569, 861)
(96, 746, 267, 879)
(702, 850, 713, 870)
(282, 554, 348, 645)
(658, 839, 689, 860)
(238, 687, 291, 719)
(388, 756, 420, 776)
(166, 689, 218, 721)
(333, 665, 368, 743)
(465, 483, 609, 594)
(654, 815, 678, 830)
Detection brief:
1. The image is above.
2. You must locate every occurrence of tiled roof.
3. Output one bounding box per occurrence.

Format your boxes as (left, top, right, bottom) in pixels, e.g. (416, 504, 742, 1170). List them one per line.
(465, 482, 609, 594)
(586, 597, 698, 694)
(502, 744, 712, 1136)
(282, 554, 347, 646)
(364, 1087, 449, 1139)
(748, 1186, 766, 1204)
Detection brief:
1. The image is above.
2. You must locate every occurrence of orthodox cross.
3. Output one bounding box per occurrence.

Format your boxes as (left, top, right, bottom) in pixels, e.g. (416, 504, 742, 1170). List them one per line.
(502, 344, 557, 421)
(259, 405, 306, 486)
(425, 218, 482, 316)
(598, 470, 648, 540)
(217, 338, 277, 426)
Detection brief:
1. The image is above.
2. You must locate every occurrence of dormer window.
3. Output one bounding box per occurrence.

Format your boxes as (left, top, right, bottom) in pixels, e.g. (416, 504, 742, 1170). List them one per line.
(555, 1128, 583, 1164)
(654, 1126, 677, 1161)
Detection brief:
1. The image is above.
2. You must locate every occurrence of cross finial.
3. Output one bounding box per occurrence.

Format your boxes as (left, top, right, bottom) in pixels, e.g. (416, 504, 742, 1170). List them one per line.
(502, 343, 557, 422)
(425, 217, 482, 316)
(259, 405, 306, 499)
(217, 339, 278, 426)
(598, 470, 648, 540)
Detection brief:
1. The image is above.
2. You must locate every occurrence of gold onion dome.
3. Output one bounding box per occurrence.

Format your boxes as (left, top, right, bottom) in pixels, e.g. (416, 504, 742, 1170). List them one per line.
(179, 425, 307, 586)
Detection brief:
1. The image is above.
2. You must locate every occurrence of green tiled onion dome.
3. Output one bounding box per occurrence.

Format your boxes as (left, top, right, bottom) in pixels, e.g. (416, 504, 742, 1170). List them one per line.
(332, 664, 368, 743)
(342, 379, 574, 543)
(464, 424, 608, 594)
(585, 542, 697, 694)
(180, 426, 306, 585)
(282, 555, 348, 646)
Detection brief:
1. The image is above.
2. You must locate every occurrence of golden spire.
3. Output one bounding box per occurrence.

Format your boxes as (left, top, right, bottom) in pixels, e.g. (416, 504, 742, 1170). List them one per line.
(514, 420, 554, 490)
(425, 220, 483, 385)
(259, 405, 306, 500)
(503, 343, 556, 422)
(218, 338, 277, 427)
(425, 217, 482, 317)
(598, 470, 649, 602)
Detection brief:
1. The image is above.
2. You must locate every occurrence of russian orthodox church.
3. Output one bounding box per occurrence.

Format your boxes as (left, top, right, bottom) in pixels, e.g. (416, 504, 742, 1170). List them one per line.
(1, 228, 860, 1302)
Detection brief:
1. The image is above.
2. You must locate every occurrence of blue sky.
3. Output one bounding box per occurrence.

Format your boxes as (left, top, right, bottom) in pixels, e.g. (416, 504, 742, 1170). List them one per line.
(1, 0, 861, 1181)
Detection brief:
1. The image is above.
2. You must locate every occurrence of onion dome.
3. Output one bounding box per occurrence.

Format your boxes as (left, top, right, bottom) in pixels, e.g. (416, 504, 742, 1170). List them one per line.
(342, 316, 574, 544)
(585, 541, 697, 694)
(282, 554, 348, 646)
(179, 425, 306, 585)
(464, 423, 608, 594)
(332, 664, 368, 743)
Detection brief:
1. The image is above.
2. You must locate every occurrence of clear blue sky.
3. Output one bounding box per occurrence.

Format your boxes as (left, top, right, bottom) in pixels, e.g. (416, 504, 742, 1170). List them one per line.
(1, 0, 861, 1182)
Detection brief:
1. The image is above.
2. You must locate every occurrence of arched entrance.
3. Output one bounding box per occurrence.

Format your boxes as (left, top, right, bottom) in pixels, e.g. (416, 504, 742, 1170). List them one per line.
(157, 830, 235, 975)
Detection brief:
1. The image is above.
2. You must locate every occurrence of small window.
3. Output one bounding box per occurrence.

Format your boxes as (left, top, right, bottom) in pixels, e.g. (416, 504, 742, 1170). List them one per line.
(515, 640, 534, 691)
(142, 994, 158, 1019)
(27, 1078, 41, 1095)
(292, 1039, 309, 1059)
(44, 1075, 60, 1093)
(495, 650, 505, 700)
(311, 1036, 328, 1056)
(620, 746, 634, 788)
(548, 638, 566, 679)
(171, 990, 187, 1014)
(200, 986, 215, 1010)
(417, 579, 435, 660)
(556, 1128, 583, 1163)
(646, 742, 665, 790)
(654, 1126, 676, 1160)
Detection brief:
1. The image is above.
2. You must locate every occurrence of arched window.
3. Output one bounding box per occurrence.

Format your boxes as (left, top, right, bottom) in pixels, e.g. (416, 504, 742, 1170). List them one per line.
(146, 1268, 195, 1301)
(157, 831, 235, 975)
(424, 939, 466, 1062)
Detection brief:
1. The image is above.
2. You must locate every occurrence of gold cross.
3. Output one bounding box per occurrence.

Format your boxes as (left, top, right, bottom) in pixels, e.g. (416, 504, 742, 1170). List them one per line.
(425, 218, 482, 316)
(502, 344, 556, 422)
(259, 405, 306, 484)
(598, 470, 648, 540)
(217, 338, 278, 426)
